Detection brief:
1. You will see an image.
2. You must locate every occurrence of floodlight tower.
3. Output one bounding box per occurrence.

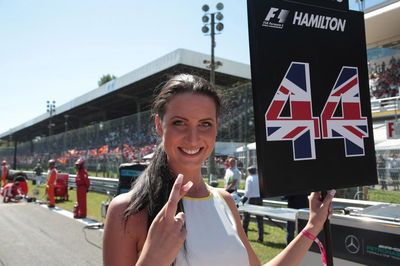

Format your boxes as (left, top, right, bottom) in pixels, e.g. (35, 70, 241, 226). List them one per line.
(47, 100, 56, 136)
(356, 0, 365, 11)
(201, 2, 224, 184)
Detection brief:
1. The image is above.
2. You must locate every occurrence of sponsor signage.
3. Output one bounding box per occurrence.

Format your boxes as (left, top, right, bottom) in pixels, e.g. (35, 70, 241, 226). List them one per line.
(298, 216, 400, 265)
(386, 121, 400, 139)
(247, 0, 378, 196)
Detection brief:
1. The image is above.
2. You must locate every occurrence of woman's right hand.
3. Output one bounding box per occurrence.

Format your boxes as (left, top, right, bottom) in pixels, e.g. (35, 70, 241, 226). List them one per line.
(136, 174, 193, 266)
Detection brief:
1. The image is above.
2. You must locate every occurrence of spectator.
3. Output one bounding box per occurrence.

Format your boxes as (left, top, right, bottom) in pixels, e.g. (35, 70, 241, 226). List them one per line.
(242, 165, 263, 243)
(224, 157, 241, 193)
(33, 163, 43, 186)
(284, 194, 309, 245)
(389, 154, 400, 191)
(376, 155, 387, 190)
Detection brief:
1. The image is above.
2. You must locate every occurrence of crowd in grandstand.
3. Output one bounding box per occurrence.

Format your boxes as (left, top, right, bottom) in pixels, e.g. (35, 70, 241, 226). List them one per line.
(369, 56, 400, 99)
(4, 113, 159, 176)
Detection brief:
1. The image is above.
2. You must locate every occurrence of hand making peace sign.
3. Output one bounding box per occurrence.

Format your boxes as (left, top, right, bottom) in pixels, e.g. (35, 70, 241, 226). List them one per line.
(137, 174, 193, 266)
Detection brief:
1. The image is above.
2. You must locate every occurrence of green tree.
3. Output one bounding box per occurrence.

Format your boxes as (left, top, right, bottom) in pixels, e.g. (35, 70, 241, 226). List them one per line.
(98, 74, 116, 86)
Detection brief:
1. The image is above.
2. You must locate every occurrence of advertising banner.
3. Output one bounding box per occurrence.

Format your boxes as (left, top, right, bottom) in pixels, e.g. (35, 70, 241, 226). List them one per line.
(386, 121, 400, 139)
(247, 0, 378, 196)
(297, 213, 400, 265)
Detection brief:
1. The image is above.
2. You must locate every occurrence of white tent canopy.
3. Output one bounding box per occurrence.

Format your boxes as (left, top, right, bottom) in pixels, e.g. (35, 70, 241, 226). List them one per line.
(215, 142, 245, 156)
(235, 142, 256, 153)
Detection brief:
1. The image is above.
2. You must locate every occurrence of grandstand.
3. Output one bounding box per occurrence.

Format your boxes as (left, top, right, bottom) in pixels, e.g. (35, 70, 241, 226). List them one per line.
(366, 0, 400, 158)
(366, 0, 400, 101)
(0, 49, 250, 142)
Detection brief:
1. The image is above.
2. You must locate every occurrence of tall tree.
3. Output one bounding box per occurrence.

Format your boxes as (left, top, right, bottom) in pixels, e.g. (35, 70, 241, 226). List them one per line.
(98, 74, 116, 86)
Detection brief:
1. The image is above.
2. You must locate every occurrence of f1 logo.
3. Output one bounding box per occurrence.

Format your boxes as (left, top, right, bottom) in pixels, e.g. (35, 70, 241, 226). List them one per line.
(265, 7, 289, 23)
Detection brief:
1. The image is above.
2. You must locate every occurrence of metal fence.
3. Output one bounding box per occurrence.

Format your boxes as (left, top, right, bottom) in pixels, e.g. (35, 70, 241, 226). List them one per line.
(15, 170, 380, 210)
(371, 96, 400, 115)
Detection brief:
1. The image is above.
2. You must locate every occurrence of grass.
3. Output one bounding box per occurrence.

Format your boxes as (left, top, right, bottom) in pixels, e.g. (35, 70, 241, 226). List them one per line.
(247, 222, 286, 264)
(27, 181, 109, 222)
(369, 189, 400, 204)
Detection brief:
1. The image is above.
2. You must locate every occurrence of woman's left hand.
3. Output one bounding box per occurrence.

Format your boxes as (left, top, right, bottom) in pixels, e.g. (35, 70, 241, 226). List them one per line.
(136, 174, 193, 266)
(305, 190, 336, 235)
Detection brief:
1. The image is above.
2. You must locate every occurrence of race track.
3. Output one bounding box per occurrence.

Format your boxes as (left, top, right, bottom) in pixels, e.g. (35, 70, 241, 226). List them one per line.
(0, 198, 103, 266)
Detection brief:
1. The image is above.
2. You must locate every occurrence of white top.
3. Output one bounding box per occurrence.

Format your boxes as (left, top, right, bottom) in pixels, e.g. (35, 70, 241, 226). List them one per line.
(175, 189, 249, 266)
(389, 158, 400, 172)
(244, 174, 260, 199)
(224, 168, 241, 191)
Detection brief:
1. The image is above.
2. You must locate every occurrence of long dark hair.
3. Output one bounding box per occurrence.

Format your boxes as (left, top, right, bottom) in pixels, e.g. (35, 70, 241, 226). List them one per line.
(123, 74, 221, 228)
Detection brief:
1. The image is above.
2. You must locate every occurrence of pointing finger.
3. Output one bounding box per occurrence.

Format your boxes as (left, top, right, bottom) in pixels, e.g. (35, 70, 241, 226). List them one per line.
(164, 174, 183, 218)
(164, 174, 192, 218)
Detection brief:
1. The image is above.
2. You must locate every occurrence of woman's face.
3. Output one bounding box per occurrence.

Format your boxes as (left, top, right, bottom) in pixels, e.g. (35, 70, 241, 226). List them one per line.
(155, 92, 218, 174)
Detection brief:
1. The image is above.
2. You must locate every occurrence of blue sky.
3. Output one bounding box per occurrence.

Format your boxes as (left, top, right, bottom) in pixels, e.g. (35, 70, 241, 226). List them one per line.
(0, 0, 384, 135)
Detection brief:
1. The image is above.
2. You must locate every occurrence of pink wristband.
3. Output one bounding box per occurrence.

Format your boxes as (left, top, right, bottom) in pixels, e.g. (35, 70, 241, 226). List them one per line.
(301, 229, 327, 266)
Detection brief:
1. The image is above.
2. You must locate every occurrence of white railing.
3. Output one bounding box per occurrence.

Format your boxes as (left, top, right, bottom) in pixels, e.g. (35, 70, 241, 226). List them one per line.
(371, 96, 400, 116)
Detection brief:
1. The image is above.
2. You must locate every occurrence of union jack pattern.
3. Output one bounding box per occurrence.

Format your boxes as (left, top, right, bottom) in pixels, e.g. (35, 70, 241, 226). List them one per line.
(321, 67, 368, 157)
(265, 62, 320, 160)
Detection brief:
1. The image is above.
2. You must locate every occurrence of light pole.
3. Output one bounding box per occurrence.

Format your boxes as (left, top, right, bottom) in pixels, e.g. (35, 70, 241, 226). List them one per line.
(47, 100, 56, 136)
(356, 0, 365, 11)
(202, 2, 224, 185)
(64, 114, 69, 133)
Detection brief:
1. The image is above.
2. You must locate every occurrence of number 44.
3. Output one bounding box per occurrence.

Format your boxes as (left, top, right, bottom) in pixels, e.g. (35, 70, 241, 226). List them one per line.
(265, 62, 368, 161)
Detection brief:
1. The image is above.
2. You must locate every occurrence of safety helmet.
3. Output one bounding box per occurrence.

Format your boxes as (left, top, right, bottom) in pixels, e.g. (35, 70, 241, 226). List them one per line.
(75, 158, 84, 167)
(2, 160, 6, 165)
(48, 159, 55, 165)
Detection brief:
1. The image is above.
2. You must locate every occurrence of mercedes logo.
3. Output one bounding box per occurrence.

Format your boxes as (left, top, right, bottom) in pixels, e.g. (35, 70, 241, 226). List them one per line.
(345, 235, 360, 254)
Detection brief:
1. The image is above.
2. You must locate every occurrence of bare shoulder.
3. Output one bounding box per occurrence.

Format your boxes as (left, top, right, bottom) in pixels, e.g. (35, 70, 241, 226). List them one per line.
(105, 191, 131, 226)
(106, 190, 148, 236)
(103, 191, 148, 265)
(213, 188, 236, 207)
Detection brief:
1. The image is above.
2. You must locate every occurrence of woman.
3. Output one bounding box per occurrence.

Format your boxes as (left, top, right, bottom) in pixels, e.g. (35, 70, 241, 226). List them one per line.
(103, 74, 335, 266)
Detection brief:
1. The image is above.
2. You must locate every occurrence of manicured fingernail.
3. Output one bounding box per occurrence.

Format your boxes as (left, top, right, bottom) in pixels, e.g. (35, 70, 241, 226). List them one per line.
(176, 174, 183, 184)
(328, 189, 336, 196)
(182, 181, 193, 192)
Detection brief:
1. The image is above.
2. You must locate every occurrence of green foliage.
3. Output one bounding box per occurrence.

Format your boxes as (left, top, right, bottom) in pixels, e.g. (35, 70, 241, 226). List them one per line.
(98, 74, 116, 86)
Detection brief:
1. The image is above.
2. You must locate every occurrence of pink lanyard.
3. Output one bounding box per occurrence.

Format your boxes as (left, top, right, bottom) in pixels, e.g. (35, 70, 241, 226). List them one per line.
(301, 229, 327, 266)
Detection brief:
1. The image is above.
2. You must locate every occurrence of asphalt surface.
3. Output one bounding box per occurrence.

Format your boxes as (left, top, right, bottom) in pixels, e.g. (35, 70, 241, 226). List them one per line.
(0, 198, 103, 266)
